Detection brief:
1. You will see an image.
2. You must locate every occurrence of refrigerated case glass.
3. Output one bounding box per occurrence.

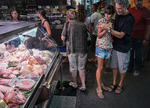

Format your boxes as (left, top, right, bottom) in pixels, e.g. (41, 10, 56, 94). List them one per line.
(0, 25, 60, 107)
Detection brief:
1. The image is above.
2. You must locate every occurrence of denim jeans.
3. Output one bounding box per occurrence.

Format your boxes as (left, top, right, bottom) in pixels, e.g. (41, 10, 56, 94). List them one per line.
(128, 38, 144, 71)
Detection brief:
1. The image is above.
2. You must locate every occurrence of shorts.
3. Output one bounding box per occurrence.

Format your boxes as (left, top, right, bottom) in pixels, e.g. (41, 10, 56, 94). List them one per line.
(95, 46, 111, 59)
(110, 49, 130, 73)
(68, 53, 87, 73)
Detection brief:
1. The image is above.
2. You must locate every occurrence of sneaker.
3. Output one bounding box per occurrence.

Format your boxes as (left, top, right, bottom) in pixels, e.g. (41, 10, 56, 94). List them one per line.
(133, 71, 140, 76)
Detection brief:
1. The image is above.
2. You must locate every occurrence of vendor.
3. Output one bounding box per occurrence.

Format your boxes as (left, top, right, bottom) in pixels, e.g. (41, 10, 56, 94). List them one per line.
(10, 6, 20, 22)
(6, 6, 21, 48)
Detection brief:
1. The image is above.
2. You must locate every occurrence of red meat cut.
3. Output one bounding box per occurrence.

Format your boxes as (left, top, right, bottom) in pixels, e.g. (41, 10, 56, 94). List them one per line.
(17, 79, 35, 91)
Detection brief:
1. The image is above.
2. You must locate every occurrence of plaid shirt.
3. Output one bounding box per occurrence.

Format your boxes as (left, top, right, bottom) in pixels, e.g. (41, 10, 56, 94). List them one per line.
(62, 20, 88, 54)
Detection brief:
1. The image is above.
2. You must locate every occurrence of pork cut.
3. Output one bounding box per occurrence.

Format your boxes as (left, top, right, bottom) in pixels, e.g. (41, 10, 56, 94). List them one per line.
(8, 103, 20, 108)
(17, 79, 35, 91)
(0, 78, 10, 86)
(0, 85, 26, 104)
(0, 78, 35, 90)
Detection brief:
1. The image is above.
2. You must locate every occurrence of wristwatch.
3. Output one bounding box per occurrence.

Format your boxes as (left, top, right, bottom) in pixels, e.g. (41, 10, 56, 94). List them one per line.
(108, 27, 112, 33)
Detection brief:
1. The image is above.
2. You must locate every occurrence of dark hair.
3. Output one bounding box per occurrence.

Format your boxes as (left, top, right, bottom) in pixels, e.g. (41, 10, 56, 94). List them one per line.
(77, 5, 86, 23)
(66, 5, 75, 10)
(92, 3, 98, 11)
(38, 8, 46, 19)
(104, 5, 115, 15)
(9, 6, 20, 21)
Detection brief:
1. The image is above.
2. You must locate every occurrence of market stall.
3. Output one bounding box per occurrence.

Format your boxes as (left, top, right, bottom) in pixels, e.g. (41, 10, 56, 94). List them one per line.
(0, 21, 62, 108)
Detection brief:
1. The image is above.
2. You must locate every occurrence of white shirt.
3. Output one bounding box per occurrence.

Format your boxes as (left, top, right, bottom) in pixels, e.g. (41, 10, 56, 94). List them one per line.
(90, 12, 102, 34)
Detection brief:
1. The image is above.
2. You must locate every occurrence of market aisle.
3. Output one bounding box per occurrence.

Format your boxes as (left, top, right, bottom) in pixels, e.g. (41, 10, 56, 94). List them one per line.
(76, 61, 150, 108)
(53, 60, 150, 108)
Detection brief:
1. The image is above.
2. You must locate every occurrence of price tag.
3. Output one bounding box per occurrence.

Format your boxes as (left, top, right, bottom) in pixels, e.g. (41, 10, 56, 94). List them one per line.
(8, 77, 19, 88)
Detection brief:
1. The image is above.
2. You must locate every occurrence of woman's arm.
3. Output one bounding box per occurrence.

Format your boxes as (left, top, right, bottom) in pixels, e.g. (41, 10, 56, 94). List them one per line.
(97, 23, 107, 38)
(102, 24, 125, 39)
(44, 21, 51, 36)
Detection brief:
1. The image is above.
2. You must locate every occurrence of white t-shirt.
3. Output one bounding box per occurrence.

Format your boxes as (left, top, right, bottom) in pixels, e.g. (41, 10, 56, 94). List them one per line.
(90, 12, 102, 34)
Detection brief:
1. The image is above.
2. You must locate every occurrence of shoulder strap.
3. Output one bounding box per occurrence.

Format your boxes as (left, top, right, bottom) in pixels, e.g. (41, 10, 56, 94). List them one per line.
(65, 22, 69, 41)
(42, 19, 48, 25)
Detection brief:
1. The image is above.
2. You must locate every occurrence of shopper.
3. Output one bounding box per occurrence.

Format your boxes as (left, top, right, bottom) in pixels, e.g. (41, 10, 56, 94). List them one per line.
(77, 4, 86, 23)
(96, 5, 115, 99)
(128, 0, 150, 76)
(101, 0, 135, 94)
(36, 8, 51, 38)
(61, 9, 88, 91)
(10, 6, 20, 22)
(61, 6, 75, 62)
(88, 3, 102, 62)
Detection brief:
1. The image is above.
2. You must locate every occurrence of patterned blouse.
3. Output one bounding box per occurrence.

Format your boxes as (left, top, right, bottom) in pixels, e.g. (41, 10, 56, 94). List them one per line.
(96, 18, 113, 49)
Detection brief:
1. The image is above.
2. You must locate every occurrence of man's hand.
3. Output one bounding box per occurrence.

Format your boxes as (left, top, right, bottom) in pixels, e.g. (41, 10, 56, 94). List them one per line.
(61, 36, 66, 41)
(100, 24, 110, 30)
(143, 40, 148, 46)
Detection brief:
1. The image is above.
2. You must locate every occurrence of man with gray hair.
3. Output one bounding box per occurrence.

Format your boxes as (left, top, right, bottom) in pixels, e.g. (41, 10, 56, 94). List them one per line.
(102, 0, 135, 93)
(61, 9, 88, 91)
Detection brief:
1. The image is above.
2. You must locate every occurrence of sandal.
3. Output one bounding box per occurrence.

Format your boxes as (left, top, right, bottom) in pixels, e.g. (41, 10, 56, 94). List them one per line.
(108, 84, 117, 92)
(79, 86, 86, 92)
(88, 58, 93, 62)
(69, 82, 78, 88)
(101, 83, 108, 91)
(96, 88, 104, 99)
(115, 86, 123, 94)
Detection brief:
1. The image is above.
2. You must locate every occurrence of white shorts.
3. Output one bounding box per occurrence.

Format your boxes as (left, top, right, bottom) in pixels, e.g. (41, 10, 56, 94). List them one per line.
(68, 53, 87, 73)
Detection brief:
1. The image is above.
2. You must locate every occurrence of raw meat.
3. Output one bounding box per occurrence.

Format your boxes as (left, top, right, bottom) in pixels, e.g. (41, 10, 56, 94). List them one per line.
(27, 74, 40, 80)
(17, 79, 35, 91)
(18, 44, 26, 51)
(8, 103, 20, 108)
(0, 78, 11, 86)
(0, 85, 26, 104)
(34, 56, 46, 64)
(21, 65, 32, 74)
(12, 70, 20, 75)
(3, 74, 9, 78)
(0, 78, 35, 91)
(8, 74, 16, 79)
(18, 74, 28, 79)
(18, 74, 39, 80)
(32, 65, 43, 75)
(42, 56, 51, 63)
(0, 43, 6, 53)
(41, 64, 47, 70)
(0, 63, 7, 75)
(28, 57, 38, 65)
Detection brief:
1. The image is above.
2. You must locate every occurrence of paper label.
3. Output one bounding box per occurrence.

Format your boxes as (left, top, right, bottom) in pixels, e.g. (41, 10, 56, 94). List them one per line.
(8, 77, 19, 88)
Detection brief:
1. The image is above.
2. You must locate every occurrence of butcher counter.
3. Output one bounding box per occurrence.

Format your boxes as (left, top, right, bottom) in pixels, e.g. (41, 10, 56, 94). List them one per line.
(0, 21, 63, 108)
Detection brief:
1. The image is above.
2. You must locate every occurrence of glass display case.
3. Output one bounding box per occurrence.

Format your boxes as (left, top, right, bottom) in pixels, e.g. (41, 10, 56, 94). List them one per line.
(0, 22, 62, 108)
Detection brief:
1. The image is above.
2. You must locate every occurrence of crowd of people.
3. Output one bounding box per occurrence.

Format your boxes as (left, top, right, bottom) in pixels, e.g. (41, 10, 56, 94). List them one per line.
(60, 0, 150, 99)
(9, 0, 150, 99)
